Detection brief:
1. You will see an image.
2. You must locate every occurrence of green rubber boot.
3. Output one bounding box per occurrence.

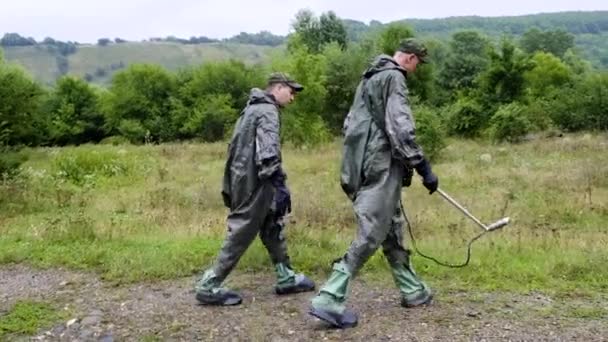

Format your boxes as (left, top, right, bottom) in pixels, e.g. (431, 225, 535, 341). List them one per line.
(194, 269, 242, 306)
(390, 261, 433, 308)
(309, 260, 358, 328)
(274, 262, 315, 295)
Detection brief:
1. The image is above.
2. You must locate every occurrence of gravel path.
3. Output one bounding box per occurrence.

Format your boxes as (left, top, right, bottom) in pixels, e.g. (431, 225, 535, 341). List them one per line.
(1, 265, 606, 341)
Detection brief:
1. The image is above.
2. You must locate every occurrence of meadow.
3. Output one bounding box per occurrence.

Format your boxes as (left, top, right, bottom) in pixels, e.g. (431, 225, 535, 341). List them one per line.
(1, 133, 606, 297)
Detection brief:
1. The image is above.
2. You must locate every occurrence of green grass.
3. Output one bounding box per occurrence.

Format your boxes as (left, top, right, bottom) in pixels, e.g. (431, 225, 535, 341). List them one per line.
(0, 301, 68, 339)
(566, 306, 608, 319)
(0, 134, 607, 296)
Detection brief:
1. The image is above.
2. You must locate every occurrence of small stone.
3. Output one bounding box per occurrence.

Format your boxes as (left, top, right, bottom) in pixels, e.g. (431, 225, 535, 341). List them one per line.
(66, 318, 78, 327)
(100, 334, 114, 342)
(89, 309, 103, 317)
(52, 324, 66, 335)
(79, 329, 94, 339)
(81, 315, 102, 326)
(467, 311, 480, 318)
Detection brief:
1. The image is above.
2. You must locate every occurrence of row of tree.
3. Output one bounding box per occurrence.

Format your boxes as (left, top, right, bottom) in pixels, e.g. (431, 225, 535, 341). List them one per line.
(1, 10, 607, 154)
(0, 31, 284, 48)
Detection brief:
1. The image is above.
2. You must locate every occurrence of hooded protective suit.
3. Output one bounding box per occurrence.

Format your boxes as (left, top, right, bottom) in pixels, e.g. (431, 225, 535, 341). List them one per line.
(340, 54, 426, 273)
(195, 88, 314, 306)
(310, 55, 434, 328)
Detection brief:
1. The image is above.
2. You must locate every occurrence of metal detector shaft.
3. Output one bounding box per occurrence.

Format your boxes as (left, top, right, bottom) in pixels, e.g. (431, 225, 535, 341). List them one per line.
(436, 188, 489, 231)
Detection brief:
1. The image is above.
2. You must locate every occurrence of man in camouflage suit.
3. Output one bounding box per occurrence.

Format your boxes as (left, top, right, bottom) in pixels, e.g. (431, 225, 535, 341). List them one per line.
(195, 73, 315, 306)
(309, 38, 439, 328)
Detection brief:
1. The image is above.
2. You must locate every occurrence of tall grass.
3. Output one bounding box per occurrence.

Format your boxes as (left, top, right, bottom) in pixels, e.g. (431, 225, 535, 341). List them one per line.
(0, 134, 606, 295)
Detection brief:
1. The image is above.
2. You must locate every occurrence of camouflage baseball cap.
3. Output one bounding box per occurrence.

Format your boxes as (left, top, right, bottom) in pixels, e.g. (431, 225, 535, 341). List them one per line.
(267, 72, 304, 92)
(398, 38, 429, 63)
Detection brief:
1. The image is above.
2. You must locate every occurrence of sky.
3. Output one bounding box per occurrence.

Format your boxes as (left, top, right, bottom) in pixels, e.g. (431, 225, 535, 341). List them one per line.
(1, 0, 606, 43)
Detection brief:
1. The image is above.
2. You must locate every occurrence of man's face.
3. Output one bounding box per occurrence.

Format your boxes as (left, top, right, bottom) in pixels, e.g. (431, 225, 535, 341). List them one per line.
(274, 84, 296, 107)
(401, 53, 421, 73)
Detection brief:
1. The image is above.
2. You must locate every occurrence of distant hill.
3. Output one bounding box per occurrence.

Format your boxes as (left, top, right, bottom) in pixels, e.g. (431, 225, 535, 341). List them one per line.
(2, 11, 607, 85)
(3, 42, 279, 85)
(343, 11, 608, 67)
(344, 11, 608, 39)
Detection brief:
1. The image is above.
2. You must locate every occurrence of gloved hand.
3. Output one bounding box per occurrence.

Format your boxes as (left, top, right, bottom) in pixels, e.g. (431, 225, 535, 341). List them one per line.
(402, 167, 413, 187)
(221, 190, 231, 208)
(414, 159, 438, 194)
(271, 171, 292, 218)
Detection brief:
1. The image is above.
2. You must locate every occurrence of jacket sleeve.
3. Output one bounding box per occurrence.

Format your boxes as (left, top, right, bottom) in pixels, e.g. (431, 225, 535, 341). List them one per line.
(384, 71, 425, 167)
(255, 107, 283, 180)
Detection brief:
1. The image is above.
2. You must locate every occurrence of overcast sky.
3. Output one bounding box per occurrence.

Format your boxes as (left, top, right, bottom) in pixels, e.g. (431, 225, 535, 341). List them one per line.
(1, 0, 606, 43)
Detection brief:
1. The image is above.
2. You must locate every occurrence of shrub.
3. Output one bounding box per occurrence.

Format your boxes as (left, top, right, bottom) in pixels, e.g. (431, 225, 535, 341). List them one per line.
(488, 102, 533, 143)
(52, 148, 136, 185)
(446, 96, 487, 137)
(414, 105, 447, 161)
(0, 148, 27, 178)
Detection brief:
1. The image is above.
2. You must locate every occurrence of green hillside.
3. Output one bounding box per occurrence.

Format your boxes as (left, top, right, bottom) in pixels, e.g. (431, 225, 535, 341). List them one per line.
(2, 45, 59, 84)
(343, 11, 608, 67)
(3, 42, 279, 85)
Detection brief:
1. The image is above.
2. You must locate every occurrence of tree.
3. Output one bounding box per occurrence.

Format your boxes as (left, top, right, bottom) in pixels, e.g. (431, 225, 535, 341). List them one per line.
(0, 61, 46, 145)
(45, 76, 104, 145)
(291, 10, 348, 53)
(477, 38, 532, 107)
(524, 52, 572, 98)
(178, 94, 237, 141)
(488, 102, 532, 142)
(520, 28, 574, 58)
(177, 60, 263, 111)
(562, 49, 592, 75)
(171, 60, 263, 141)
(319, 11, 348, 50)
(438, 31, 490, 98)
(548, 72, 608, 131)
(42, 37, 56, 45)
(97, 38, 111, 46)
(322, 42, 370, 133)
(0, 33, 36, 46)
(103, 64, 177, 142)
(378, 22, 414, 55)
(226, 31, 283, 46)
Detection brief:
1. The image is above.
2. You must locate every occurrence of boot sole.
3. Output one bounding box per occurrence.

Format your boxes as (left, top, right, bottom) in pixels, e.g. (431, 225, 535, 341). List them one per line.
(402, 292, 433, 308)
(195, 292, 242, 306)
(275, 284, 316, 295)
(308, 307, 358, 329)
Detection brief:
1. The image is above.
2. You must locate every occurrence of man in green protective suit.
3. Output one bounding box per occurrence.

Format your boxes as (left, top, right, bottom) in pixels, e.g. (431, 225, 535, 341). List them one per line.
(309, 38, 439, 328)
(195, 72, 315, 306)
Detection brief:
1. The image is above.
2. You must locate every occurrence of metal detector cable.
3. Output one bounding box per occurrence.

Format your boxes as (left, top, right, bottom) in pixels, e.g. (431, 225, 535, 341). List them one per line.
(400, 202, 487, 268)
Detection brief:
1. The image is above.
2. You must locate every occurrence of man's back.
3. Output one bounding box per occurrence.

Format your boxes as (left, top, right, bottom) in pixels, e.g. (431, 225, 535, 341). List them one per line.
(222, 88, 280, 208)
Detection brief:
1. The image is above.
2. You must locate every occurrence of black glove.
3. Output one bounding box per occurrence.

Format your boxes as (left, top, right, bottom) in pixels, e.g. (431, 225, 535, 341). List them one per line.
(402, 167, 413, 187)
(414, 159, 438, 194)
(271, 171, 292, 218)
(221, 190, 231, 208)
